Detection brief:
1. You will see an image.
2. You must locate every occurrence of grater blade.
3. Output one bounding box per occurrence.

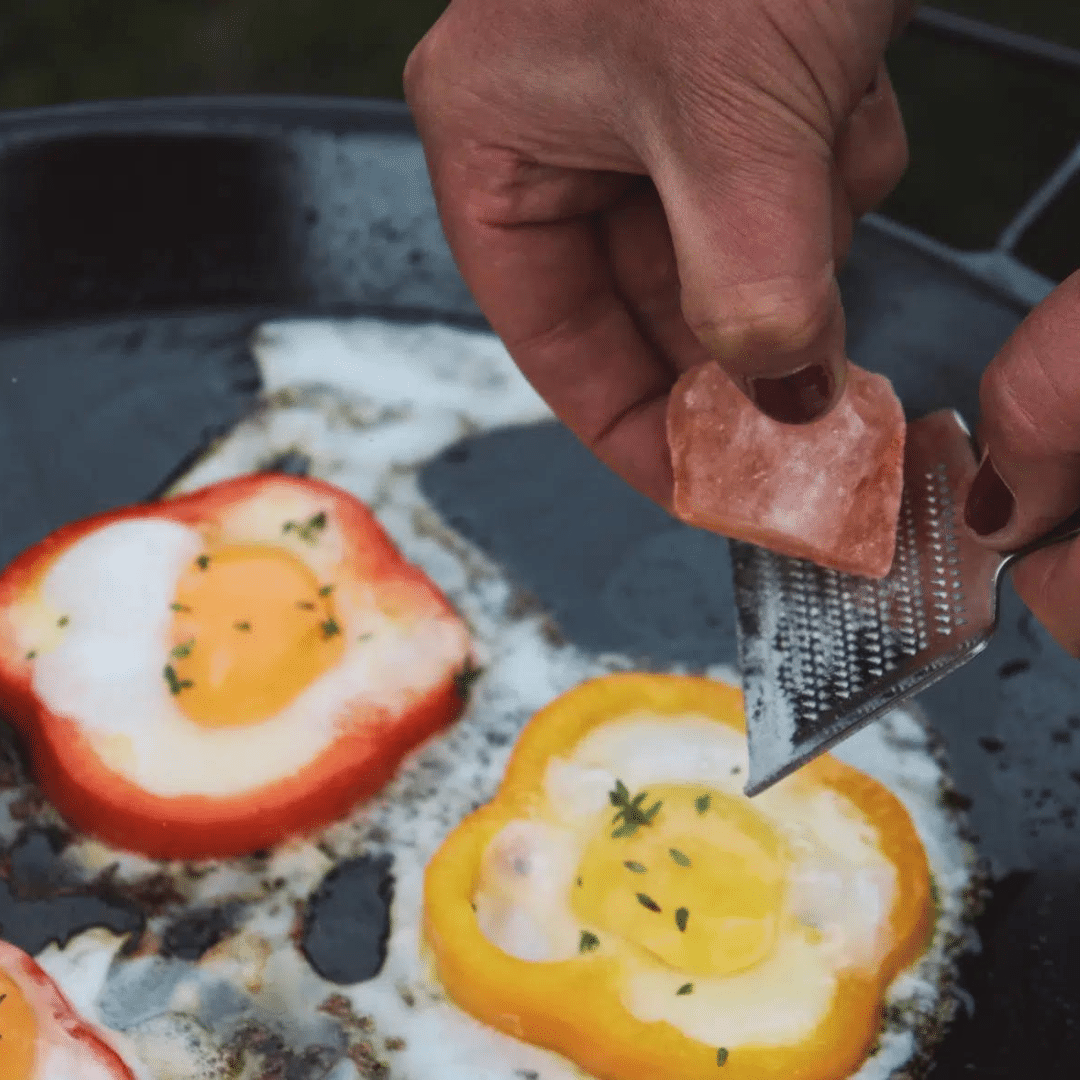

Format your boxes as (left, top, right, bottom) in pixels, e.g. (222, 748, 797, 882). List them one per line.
(734, 409, 1000, 797)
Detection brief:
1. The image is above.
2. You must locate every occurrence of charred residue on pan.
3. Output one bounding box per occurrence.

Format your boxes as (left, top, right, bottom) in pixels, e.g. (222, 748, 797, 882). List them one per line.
(0, 828, 145, 955)
(161, 901, 244, 961)
(300, 854, 395, 984)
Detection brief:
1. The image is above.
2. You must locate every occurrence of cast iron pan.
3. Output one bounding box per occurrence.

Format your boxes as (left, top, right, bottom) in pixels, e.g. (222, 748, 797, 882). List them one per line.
(0, 96, 1076, 1078)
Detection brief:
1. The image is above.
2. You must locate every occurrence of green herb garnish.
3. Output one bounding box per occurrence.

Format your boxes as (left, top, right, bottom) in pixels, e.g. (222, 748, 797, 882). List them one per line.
(171, 638, 195, 660)
(717, 1048, 729, 1067)
(579, 931, 600, 953)
(454, 663, 484, 701)
(163, 664, 193, 695)
(196, 555, 210, 570)
(25, 650, 36, 661)
(283, 511, 328, 544)
(677, 983, 693, 996)
(695, 793, 711, 815)
(170, 603, 191, 612)
(609, 781, 662, 839)
(234, 622, 251, 631)
(576, 876, 583, 887)
(320, 617, 341, 639)
(669, 848, 691, 868)
(319, 584, 334, 596)
(636, 893, 661, 913)
(675, 907, 689, 932)
(297, 601, 316, 611)
(57, 615, 69, 628)
(623, 860, 647, 874)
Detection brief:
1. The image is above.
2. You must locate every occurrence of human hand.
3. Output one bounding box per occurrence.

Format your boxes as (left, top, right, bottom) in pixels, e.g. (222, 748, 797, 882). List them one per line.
(964, 274, 1080, 656)
(405, 0, 912, 508)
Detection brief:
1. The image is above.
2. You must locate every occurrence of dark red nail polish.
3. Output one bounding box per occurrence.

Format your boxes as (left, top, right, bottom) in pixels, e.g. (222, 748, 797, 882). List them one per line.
(964, 454, 1015, 537)
(748, 364, 835, 425)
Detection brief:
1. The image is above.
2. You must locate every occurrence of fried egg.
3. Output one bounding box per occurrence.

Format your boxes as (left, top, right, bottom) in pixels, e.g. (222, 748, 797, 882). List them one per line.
(0, 938, 137, 1080)
(0, 473, 471, 858)
(448, 676, 940, 1078)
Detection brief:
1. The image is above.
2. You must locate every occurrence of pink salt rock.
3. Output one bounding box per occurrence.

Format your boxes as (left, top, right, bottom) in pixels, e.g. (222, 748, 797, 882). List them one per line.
(668, 361, 905, 578)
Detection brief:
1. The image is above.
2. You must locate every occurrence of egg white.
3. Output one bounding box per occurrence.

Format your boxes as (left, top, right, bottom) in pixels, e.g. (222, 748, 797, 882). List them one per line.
(0, 317, 980, 1080)
(474, 714, 901, 1049)
(15, 493, 467, 798)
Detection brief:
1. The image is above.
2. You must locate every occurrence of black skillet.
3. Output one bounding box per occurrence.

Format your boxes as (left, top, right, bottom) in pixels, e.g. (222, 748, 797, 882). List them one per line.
(0, 95, 1076, 1079)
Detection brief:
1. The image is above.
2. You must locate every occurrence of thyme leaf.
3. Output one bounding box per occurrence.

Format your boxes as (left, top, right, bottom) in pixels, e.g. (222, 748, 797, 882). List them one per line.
(283, 511, 329, 544)
(579, 930, 600, 953)
(636, 893, 661, 913)
(25, 650, 36, 661)
(677, 983, 693, 996)
(170, 602, 191, 612)
(669, 848, 691, 868)
(163, 665, 193, 695)
(196, 555, 210, 570)
(297, 601, 316, 611)
(57, 615, 69, 627)
(320, 617, 341, 639)
(717, 1048, 729, 1067)
(170, 638, 195, 660)
(609, 779, 631, 808)
(695, 793, 711, 815)
(675, 907, 689, 933)
(623, 860, 647, 874)
(234, 622, 251, 631)
(318, 584, 334, 596)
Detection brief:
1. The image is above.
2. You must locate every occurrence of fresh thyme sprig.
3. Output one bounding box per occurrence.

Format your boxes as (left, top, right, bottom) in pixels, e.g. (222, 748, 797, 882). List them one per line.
(608, 779, 662, 839)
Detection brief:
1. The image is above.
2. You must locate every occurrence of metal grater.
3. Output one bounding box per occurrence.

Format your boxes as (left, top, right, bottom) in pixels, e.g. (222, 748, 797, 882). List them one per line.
(733, 408, 1080, 797)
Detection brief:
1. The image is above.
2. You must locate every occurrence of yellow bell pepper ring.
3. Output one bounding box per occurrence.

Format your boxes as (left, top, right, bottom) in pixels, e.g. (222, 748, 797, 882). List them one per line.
(423, 673, 933, 1080)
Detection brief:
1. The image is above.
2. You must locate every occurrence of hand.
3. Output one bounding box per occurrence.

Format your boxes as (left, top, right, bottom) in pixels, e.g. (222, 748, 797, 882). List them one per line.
(405, 0, 912, 507)
(964, 273, 1080, 656)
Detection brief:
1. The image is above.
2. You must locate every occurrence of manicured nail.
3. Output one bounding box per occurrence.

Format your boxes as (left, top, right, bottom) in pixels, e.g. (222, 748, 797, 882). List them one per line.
(964, 453, 1015, 537)
(747, 364, 836, 425)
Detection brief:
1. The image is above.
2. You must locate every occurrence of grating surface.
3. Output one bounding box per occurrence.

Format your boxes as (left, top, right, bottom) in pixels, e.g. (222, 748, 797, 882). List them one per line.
(734, 410, 1001, 795)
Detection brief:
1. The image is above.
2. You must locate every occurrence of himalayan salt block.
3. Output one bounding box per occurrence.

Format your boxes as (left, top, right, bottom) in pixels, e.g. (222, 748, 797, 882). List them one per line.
(668, 361, 905, 578)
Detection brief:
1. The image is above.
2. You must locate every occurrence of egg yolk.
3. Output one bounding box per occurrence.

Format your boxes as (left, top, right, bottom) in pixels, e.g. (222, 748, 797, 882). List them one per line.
(167, 543, 346, 727)
(0, 971, 37, 1079)
(572, 786, 786, 976)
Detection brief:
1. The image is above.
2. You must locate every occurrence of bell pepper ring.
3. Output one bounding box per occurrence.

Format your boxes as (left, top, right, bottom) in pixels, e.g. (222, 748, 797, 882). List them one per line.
(0, 937, 138, 1079)
(424, 673, 933, 1080)
(0, 473, 473, 860)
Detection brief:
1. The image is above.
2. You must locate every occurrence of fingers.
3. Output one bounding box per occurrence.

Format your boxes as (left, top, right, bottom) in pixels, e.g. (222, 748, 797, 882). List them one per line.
(963, 271, 1080, 653)
(654, 129, 850, 424)
(963, 271, 1080, 549)
(1010, 544, 1080, 657)
(835, 64, 909, 219)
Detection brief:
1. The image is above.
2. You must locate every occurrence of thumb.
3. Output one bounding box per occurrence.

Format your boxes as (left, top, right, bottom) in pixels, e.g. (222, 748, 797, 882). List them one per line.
(964, 271, 1080, 549)
(654, 131, 849, 425)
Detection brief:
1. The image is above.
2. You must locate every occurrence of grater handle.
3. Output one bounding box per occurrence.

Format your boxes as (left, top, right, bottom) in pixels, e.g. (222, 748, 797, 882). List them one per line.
(997, 507, 1080, 579)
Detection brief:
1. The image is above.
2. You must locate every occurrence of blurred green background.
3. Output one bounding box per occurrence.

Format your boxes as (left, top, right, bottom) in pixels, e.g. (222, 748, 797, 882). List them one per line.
(2, 1, 1079, 276)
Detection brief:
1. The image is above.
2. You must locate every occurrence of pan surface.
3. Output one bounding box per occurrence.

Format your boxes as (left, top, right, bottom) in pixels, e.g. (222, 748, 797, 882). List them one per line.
(0, 96, 1076, 1078)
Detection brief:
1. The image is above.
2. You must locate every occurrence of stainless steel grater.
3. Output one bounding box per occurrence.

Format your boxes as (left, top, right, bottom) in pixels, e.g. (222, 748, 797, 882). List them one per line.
(733, 408, 1080, 797)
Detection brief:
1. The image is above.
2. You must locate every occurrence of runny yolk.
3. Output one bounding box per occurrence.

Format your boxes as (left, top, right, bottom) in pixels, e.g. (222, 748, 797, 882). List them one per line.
(168, 543, 347, 727)
(572, 785, 786, 977)
(0, 970, 37, 1079)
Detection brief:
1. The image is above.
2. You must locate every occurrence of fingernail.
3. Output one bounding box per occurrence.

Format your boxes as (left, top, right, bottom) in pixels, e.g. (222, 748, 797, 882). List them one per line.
(747, 364, 836, 425)
(964, 453, 1015, 537)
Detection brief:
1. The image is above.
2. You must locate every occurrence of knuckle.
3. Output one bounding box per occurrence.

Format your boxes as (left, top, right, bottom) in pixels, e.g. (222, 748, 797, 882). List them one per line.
(687, 271, 836, 362)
